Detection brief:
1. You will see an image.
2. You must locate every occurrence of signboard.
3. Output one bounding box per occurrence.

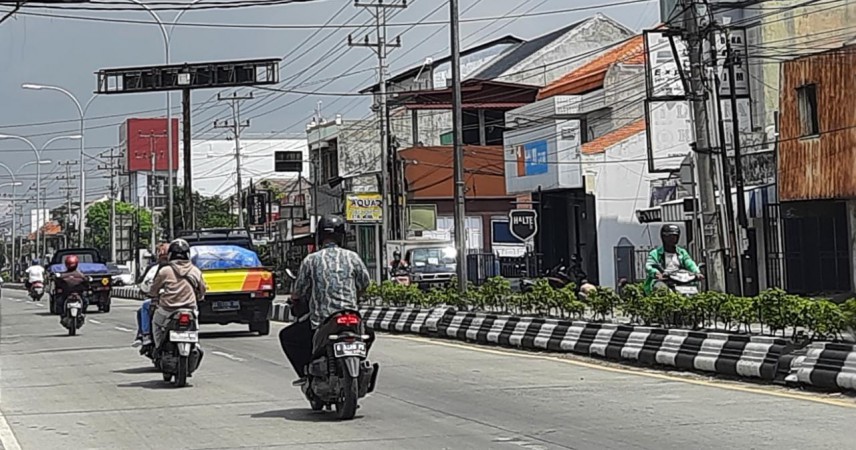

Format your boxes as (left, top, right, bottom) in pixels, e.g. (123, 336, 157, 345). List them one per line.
(517, 140, 548, 176)
(636, 208, 662, 224)
(274, 151, 303, 173)
(345, 193, 382, 223)
(503, 119, 582, 194)
(247, 193, 267, 226)
(508, 209, 538, 242)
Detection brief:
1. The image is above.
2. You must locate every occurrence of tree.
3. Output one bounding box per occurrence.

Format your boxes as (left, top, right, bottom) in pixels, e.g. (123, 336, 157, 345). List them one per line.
(86, 201, 152, 256)
(159, 187, 237, 233)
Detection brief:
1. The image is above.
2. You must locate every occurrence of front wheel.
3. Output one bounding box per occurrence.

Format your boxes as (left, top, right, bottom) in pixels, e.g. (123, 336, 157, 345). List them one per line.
(99, 301, 111, 313)
(335, 375, 359, 420)
(174, 355, 189, 388)
(250, 320, 270, 336)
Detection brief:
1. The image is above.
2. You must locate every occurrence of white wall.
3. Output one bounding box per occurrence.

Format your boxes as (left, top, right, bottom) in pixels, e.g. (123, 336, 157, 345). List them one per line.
(583, 131, 660, 288)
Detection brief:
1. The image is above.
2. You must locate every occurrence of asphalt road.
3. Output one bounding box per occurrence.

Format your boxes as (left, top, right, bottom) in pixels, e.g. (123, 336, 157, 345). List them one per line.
(3, 290, 856, 450)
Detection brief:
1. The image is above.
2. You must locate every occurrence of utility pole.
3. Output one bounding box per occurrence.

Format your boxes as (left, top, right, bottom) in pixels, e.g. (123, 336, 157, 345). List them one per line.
(98, 147, 123, 262)
(450, 0, 468, 292)
(214, 91, 253, 229)
(57, 161, 78, 231)
(682, 0, 726, 292)
(725, 27, 748, 293)
(139, 130, 167, 256)
(350, 0, 406, 276)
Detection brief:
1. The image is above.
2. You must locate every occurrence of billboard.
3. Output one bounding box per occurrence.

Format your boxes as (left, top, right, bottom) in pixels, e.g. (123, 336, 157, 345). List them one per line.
(345, 193, 382, 223)
(504, 119, 582, 194)
(120, 118, 180, 173)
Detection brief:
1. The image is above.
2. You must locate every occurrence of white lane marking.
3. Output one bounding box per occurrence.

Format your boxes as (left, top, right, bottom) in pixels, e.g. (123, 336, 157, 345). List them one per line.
(114, 326, 134, 333)
(212, 351, 245, 362)
(13, 299, 21, 302)
(89, 319, 102, 324)
(0, 409, 23, 450)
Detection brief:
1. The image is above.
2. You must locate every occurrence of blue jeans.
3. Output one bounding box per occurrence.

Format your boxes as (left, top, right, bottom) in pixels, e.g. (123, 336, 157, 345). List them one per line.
(138, 299, 152, 336)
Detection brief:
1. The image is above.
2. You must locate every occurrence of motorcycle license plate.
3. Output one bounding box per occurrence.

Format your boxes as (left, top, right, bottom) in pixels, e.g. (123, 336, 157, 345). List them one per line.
(169, 331, 199, 343)
(66, 302, 82, 309)
(675, 286, 698, 295)
(212, 300, 240, 312)
(333, 341, 366, 358)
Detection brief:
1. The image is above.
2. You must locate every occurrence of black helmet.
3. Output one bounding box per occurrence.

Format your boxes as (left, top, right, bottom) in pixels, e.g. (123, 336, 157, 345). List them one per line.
(661, 224, 681, 237)
(318, 215, 346, 242)
(168, 238, 191, 261)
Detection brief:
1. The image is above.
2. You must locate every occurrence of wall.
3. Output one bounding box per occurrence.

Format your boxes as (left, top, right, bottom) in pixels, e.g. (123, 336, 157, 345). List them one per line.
(778, 47, 856, 200)
(503, 119, 583, 194)
(583, 131, 660, 289)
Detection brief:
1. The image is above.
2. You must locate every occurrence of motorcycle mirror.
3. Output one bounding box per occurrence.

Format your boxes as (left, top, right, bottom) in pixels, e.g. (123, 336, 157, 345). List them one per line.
(285, 269, 296, 279)
(697, 263, 706, 271)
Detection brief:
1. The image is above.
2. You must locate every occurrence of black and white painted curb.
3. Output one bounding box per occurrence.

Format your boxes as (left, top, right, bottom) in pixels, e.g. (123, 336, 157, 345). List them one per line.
(107, 286, 855, 390)
(786, 342, 856, 390)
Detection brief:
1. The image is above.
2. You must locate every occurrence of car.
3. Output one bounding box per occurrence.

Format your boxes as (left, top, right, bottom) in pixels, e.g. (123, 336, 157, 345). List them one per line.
(111, 264, 134, 286)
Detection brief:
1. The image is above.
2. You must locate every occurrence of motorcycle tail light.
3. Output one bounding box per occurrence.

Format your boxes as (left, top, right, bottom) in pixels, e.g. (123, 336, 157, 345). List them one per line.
(178, 313, 192, 327)
(336, 313, 360, 326)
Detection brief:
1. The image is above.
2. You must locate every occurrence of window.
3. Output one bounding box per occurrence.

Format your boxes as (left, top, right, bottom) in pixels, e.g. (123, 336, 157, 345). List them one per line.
(491, 220, 523, 244)
(797, 84, 819, 137)
(321, 147, 339, 181)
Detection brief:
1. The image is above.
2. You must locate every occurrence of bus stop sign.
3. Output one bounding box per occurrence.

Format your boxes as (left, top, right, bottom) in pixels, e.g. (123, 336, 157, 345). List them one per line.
(509, 209, 538, 242)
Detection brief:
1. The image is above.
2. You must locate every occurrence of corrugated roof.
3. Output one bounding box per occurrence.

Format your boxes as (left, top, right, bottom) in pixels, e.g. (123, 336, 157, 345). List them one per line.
(581, 119, 646, 155)
(472, 19, 588, 80)
(538, 34, 645, 99)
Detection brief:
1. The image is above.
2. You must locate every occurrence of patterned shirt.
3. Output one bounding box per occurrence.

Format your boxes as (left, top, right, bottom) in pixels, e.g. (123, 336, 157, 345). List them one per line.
(294, 244, 371, 328)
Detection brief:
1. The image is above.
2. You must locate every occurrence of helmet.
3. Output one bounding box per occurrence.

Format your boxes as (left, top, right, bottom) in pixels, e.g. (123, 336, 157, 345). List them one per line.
(318, 215, 346, 242)
(661, 224, 681, 237)
(393, 250, 401, 259)
(64, 255, 79, 271)
(168, 238, 191, 261)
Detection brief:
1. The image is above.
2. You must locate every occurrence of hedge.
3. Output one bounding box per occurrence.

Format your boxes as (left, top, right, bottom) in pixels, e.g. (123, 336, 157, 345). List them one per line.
(365, 278, 856, 341)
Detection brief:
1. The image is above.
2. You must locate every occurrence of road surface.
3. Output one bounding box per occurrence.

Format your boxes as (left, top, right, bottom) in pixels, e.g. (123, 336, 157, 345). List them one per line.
(2, 290, 855, 449)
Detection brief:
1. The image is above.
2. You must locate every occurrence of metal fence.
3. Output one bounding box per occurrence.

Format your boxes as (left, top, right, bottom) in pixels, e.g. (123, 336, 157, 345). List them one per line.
(466, 252, 542, 285)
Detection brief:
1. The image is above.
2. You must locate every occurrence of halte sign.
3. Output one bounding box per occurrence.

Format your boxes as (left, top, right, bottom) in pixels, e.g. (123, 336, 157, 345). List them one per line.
(508, 209, 538, 242)
(345, 193, 383, 223)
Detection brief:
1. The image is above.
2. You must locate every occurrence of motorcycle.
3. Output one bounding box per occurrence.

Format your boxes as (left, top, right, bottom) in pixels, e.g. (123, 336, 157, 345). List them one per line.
(153, 309, 203, 388)
(59, 290, 89, 336)
(658, 269, 702, 296)
(29, 281, 44, 301)
(285, 270, 379, 420)
(389, 266, 412, 286)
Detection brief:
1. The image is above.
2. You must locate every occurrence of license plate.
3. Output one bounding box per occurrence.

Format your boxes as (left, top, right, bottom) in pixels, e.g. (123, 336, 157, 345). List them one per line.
(66, 302, 82, 309)
(169, 331, 199, 343)
(675, 286, 698, 295)
(333, 341, 367, 358)
(212, 300, 240, 312)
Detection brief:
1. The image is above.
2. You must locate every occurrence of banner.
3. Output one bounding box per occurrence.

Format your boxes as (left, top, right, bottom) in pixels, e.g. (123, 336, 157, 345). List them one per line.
(345, 193, 382, 223)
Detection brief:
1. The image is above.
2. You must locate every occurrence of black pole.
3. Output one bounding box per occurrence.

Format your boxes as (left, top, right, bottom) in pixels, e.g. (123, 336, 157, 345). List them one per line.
(726, 30, 748, 296)
(182, 88, 193, 232)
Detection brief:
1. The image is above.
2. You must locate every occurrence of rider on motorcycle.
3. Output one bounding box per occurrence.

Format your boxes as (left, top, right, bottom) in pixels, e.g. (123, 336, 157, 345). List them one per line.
(644, 224, 703, 294)
(25, 259, 45, 292)
(133, 242, 169, 348)
(150, 239, 206, 353)
(279, 215, 372, 384)
(55, 255, 90, 319)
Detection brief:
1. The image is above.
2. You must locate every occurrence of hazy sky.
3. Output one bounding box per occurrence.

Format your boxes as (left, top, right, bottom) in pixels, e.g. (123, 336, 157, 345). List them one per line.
(0, 0, 659, 211)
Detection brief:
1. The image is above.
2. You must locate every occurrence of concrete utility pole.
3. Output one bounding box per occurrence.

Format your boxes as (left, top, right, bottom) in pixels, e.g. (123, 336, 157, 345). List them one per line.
(139, 130, 167, 254)
(725, 27, 748, 294)
(350, 0, 406, 276)
(57, 161, 78, 249)
(450, 0, 468, 292)
(214, 92, 253, 229)
(98, 147, 123, 262)
(682, 0, 726, 292)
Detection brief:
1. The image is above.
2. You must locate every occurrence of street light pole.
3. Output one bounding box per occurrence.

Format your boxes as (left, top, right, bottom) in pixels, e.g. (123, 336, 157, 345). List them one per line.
(0, 163, 21, 275)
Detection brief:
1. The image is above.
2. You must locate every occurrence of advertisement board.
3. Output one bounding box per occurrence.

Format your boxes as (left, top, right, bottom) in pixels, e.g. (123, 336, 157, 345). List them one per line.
(503, 119, 582, 195)
(345, 193, 382, 223)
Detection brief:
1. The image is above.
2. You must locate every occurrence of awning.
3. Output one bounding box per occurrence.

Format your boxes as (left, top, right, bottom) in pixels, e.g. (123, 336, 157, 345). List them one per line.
(634, 184, 776, 224)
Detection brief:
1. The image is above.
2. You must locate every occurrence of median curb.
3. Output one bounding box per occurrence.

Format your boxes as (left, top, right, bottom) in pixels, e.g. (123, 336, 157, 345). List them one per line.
(108, 287, 856, 392)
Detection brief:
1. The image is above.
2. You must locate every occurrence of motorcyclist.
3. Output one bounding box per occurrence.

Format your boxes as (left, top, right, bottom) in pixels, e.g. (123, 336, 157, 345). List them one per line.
(150, 239, 206, 353)
(133, 242, 170, 348)
(389, 250, 408, 274)
(54, 255, 90, 321)
(25, 259, 45, 293)
(644, 224, 703, 294)
(279, 215, 372, 384)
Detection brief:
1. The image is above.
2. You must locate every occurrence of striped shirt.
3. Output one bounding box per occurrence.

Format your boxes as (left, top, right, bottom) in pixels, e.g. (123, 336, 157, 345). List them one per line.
(294, 244, 371, 328)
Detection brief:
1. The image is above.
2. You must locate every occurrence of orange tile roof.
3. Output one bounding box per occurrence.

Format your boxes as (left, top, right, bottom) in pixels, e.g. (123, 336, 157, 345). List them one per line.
(538, 35, 646, 100)
(581, 119, 646, 155)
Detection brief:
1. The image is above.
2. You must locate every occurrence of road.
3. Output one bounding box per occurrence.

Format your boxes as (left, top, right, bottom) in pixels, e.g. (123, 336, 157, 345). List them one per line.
(2, 290, 856, 450)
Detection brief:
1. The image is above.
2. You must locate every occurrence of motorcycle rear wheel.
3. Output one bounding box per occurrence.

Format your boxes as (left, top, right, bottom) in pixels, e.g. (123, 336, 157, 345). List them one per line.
(68, 323, 76, 336)
(174, 355, 189, 388)
(335, 375, 359, 420)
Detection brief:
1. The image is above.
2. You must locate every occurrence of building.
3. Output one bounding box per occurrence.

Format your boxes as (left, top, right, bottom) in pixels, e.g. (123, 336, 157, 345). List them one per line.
(777, 43, 856, 295)
(119, 118, 180, 210)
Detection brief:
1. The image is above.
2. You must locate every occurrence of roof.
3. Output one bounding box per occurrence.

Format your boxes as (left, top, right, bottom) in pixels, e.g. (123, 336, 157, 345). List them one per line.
(394, 79, 540, 110)
(472, 19, 588, 80)
(401, 146, 510, 199)
(538, 34, 645, 99)
(28, 221, 62, 240)
(360, 35, 524, 93)
(581, 119, 646, 155)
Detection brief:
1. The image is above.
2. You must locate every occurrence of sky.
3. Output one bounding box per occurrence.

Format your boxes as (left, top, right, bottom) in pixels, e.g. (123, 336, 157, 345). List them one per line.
(0, 0, 661, 215)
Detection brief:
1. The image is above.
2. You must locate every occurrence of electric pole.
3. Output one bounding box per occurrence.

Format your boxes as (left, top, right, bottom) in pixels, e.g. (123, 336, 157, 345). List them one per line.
(350, 0, 406, 278)
(98, 147, 123, 262)
(725, 27, 748, 294)
(214, 92, 253, 229)
(682, 0, 726, 292)
(450, 0, 468, 292)
(57, 161, 78, 249)
(139, 130, 167, 256)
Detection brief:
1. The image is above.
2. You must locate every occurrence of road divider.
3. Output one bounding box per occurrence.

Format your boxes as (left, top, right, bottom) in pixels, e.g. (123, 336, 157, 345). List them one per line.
(109, 286, 854, 392)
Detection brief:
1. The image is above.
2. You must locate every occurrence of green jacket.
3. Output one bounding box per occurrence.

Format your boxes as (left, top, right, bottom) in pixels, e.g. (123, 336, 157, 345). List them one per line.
(643, 246, 699, 294)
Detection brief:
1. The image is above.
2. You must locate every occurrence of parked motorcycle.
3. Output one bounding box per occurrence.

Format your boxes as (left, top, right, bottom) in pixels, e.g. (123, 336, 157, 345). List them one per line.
(29, 282, 44, 301)
(285, 270, 379, 420)
(153, 309, 203, 388)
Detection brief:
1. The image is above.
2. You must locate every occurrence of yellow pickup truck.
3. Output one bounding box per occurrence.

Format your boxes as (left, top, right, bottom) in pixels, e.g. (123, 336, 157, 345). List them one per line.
(180, 229, 276, 335)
